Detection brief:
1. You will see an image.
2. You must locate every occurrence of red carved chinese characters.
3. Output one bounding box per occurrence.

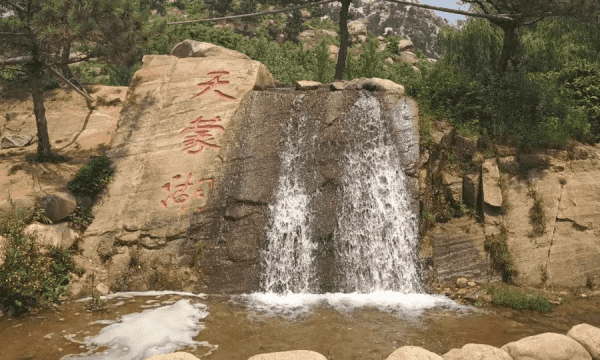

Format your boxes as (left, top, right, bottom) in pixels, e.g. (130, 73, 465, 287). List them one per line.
(161, 173, 214, 212)
(193, 70, 235, 101)
(180, 116, 224, 154)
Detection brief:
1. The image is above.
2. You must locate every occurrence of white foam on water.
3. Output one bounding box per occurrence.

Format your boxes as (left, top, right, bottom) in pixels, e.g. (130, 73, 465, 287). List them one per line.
(239, 292, 468, 318)
(76, 290, 206, 302)
(61, 299, 216, 360)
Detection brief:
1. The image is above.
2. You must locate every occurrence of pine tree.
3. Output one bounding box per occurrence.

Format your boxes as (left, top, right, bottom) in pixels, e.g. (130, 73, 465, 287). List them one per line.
(285, 8, 305, 44)
(0, 0, 146, 160)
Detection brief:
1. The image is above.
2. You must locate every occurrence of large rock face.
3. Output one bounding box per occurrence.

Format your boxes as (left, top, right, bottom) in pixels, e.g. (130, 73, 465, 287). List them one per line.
(79, 41, 421, 294)
(77, 41, 418, 293)
(79, 41, 275, 293)
(504, 148, 600, 287)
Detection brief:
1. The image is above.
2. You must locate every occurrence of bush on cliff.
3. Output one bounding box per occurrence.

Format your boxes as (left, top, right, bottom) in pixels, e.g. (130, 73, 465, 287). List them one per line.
(0, 207, 74, 314)
(67, 156, 114, 198)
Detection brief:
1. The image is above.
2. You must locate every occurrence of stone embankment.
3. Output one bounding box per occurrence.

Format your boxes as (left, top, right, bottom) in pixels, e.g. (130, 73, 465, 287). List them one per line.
(146, 323, 600, 360)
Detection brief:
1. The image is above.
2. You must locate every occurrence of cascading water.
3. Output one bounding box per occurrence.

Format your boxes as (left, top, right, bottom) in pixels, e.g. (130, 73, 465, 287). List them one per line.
(260, 92, 422, 296)
(260, 95, 319, 294)
(333, 94, 422, 294)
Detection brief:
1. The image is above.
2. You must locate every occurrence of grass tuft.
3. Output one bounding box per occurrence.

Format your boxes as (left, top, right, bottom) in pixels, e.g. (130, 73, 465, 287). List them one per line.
(488, 285, 552, 312)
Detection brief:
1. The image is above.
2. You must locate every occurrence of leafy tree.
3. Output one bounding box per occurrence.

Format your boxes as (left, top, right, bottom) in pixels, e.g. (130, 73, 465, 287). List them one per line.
(385, 0, 598, 75)
(0, 0, 146, 160)
(205, 0, 233, 17)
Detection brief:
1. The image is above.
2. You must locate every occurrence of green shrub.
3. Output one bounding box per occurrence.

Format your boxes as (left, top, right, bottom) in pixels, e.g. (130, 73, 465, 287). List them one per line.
(556, 60, 600, 140)
(485, 233, 516, 283)
(107, 62, 142, 86)
(0, 207, 74, 312)
(488, 285, 552, 312)
(67, 156, 114, 198)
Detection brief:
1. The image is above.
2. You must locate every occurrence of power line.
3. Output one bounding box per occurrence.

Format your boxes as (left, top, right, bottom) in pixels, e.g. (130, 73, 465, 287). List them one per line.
(167, 0, 338, 25)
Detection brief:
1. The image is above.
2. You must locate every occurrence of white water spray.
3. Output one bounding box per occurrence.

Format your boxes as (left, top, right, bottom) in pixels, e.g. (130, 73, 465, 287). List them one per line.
(334, 94, 422, 293)
(260, 95, 318, 293)
(260, 92, 422, 297)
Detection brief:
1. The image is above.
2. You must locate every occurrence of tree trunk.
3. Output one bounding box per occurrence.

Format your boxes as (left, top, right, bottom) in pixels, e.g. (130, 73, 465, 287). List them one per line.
(334, 0, 351, 81)
(30, 65, 52, 157)
(60, 41, 83, 90)
(497, 23, 517, 75)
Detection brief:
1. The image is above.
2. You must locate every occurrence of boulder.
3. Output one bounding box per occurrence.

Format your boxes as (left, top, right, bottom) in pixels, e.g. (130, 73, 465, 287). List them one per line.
(462, 172, 481, 210)
(482, 159, 502, 208)
(357, 34, 367, 42)
(348, 18, 367, 36)
(567, 324, 600, 359)
(502, 333, 592, 360)
(384, 27, 394, 37)
(1, 132, 34, 148)
(385, 57, 394, 65)
(170, 40, 251, 60)
(95, 282, 110, 295)
(400, 51, 418, 65)
(398, 39, 414, 52)
(23, 222, 79, 252)
(300, 10, 311, 18)
(36, 192, 77, 223)
(443, 344, 512, 360)
(248, 350, 327, 360)
(328, 44, 339, 60)
(428, 58, 437, 63)
(412, 65, 420, 72)
(320, 29, 338, 38)
(147, 353, 200, 360)
(296, 80, 321, 90)
(386, 346, 443, 360)
(347, 78, 405, 96)
(456, 277, 468, 288)
(298, 30, 316, 41)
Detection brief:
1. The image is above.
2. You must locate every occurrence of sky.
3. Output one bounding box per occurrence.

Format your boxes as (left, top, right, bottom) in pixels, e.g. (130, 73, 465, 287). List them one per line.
(419, 0, 469, 25)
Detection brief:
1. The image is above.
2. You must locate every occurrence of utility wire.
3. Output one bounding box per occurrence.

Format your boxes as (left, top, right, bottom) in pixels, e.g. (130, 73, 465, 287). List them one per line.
(167, 0, 338, 25)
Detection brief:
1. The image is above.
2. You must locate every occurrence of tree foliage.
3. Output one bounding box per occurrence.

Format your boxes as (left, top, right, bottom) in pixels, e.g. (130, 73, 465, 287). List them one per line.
(0, 0, 146, 159)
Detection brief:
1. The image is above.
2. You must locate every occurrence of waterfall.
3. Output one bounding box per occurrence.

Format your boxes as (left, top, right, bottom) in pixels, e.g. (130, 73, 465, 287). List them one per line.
(260, 92, 422, 295)
(260, 95, 319, 294)
(334, 94, 422, 294)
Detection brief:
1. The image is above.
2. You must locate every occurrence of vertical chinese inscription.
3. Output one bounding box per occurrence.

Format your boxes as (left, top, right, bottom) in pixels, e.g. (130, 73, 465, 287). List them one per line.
(161, 69, 236, 211)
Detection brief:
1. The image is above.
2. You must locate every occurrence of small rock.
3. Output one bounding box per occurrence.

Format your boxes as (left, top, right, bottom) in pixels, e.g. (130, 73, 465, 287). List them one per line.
(456, 277, 469, 288)
(482, 294, 493, 302)
(397, 39, 414, 52)
(295, 80, 321, 90)
(95, 283, 110, 295)
(1, 132, 34, 148)
(457, 288, 468, 295)
(468, 281, 476, 287)
(400, 51, 418, 65)
(330, 81, 348, 91)
(44, 333, 53, 339)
